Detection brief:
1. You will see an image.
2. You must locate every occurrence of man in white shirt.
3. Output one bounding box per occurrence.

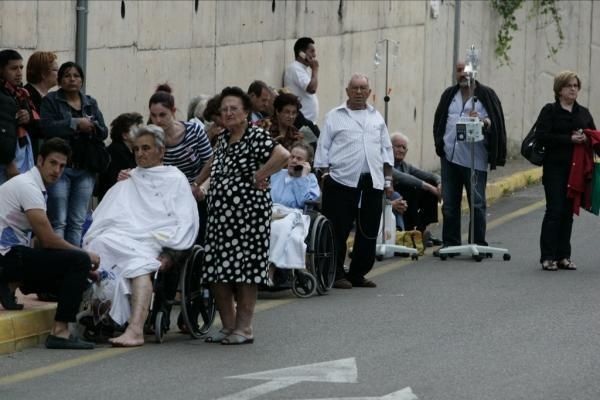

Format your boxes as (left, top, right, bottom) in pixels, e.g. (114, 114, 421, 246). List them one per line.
(284, 37, 319, 123)
(314, 74, 394, 289)
(0, 138, 100, 349)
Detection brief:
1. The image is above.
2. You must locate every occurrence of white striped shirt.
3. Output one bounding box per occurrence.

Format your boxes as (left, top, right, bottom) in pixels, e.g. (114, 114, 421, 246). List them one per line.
(314, 103, 394, 190)
(164, 121, 213, 183)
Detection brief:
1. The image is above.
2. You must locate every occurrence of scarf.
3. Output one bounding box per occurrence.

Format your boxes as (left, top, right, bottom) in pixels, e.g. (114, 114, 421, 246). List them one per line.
(2, 79, 39, 146)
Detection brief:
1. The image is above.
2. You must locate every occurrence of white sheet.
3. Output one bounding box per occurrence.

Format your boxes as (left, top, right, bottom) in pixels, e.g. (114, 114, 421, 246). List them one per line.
(83, 165, 199, 325)
(269, 204, 310, 269)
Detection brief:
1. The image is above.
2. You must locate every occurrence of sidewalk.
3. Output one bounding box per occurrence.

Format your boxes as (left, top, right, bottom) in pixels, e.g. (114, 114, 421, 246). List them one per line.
(0, 158, 542, 354)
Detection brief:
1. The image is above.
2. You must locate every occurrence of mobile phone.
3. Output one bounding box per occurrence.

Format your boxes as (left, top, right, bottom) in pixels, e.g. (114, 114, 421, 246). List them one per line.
(298, 51, 307, 60)
(293, 165, 303, 172)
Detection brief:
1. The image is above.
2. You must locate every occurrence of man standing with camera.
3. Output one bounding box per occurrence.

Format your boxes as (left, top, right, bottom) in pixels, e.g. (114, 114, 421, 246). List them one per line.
(432, 61, 507, 252)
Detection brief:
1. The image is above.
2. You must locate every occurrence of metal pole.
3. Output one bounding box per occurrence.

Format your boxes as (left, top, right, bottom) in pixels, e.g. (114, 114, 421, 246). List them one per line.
(384, 39, 389, 125)
(452, 0, 461, 78)
(76, 0, 88, 93)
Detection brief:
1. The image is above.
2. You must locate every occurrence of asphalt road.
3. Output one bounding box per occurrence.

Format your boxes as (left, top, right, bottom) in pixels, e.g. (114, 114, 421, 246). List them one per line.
(2, 183, 600, 400)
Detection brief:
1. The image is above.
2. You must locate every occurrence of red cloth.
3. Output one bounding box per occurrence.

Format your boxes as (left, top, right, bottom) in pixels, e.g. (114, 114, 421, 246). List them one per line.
(567, 129, 600, 215)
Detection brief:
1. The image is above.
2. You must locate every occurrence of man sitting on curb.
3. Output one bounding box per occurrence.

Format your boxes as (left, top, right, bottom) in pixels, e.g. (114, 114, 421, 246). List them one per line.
(0, 138, 100, 350)
(390, 132, 442, 247)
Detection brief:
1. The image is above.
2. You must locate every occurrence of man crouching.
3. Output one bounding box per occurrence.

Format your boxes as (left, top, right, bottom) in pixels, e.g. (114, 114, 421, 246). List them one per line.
(83, 125, 199, 347)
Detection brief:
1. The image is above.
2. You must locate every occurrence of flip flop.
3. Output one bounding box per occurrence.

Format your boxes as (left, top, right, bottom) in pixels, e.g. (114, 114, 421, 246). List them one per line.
(204, 329, 230, 343)
(221, 333, 254, 345)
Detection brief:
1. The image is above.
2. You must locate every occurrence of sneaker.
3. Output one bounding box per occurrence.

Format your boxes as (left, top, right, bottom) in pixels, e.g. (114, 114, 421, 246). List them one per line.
(332, 278, 352, 289)
(46, 334, 95, 350)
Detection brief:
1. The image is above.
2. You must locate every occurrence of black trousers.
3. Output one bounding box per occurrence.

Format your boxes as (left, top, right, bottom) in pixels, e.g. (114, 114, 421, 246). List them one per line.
(397, 183, 439, 231)
(0, 246, 91, 322)
(540, 161, 573, 262)
(321, 174, 383, 282)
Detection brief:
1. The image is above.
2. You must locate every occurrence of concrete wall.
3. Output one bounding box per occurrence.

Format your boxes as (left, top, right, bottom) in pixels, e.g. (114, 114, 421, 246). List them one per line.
(0, 0, 597, 171)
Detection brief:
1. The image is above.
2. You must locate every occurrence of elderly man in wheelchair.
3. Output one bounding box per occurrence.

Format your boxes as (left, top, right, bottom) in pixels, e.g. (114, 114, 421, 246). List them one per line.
(82, 125, 199, 346)
(268, 142, 336, 297)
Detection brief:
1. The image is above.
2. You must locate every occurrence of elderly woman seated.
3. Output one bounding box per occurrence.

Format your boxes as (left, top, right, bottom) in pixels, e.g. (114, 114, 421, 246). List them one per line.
(82, 125, 199, 347)
(268, 142, 320, 283)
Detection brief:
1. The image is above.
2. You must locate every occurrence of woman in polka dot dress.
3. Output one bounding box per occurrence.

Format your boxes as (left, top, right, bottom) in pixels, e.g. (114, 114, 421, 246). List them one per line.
(194, 86, 290, 345)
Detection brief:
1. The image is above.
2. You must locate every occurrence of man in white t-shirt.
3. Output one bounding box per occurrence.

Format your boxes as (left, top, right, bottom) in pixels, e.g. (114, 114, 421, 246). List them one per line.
(284, 37, 319, 123)
(0, 138, 100, 350)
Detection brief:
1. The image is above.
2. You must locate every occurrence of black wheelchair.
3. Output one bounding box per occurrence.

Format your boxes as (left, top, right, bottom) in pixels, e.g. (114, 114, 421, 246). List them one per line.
(148, 245, 217, 342)
(262, 201, 336, 298)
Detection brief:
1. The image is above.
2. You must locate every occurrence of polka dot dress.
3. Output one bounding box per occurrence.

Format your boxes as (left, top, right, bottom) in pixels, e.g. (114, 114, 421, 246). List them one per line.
(203, 125, 276, 285)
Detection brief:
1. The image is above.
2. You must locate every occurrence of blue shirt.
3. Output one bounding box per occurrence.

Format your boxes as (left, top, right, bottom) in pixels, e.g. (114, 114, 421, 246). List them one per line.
(270, 169, 320, 209)
(443, 91, 489, 171)
(0, 135, 34, 185)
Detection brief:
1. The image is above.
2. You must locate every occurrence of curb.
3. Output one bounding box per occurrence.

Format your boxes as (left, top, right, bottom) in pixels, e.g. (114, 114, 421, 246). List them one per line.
(0, 165, 543, 355)
(0, 303, 55, 354)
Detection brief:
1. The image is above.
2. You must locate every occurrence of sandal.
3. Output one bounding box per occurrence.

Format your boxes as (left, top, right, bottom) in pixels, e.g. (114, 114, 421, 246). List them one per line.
(541, 260, 557, 271)
(557, 259, 577, 270)
(221, 333, 254, 345)
(204, 329, 231, 343)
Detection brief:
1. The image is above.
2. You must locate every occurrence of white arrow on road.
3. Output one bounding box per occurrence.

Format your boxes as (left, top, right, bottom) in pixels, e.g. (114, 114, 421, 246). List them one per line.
(215, 358, 418, 400)
(215, 358, 358, 400)
(293, 387, 419, 400)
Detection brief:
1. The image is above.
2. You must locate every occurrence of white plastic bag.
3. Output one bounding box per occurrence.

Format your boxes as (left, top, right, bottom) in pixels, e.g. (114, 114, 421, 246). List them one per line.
(377, 202, 396, 245)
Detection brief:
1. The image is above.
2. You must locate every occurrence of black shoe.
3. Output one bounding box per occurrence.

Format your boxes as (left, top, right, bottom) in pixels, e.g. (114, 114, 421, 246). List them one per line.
(0, 282, 23, 310)
(433, 247, 460, 258)
(37, 292, 59, 302)
(46, 334, 95, 350)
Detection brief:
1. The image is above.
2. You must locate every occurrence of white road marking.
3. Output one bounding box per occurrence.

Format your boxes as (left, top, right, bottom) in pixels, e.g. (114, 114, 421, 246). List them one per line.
(215, 358, 358, 400)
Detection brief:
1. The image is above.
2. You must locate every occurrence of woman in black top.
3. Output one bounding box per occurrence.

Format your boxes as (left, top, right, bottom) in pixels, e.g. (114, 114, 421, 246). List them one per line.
(97, 112, 143, 200)
(40, 61, 108, 246)
(536, 70, 596, 271)
(24, 51, 58, 157)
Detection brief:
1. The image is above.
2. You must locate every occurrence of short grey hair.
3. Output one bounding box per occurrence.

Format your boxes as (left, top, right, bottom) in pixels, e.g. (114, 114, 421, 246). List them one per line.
(187, 94, 211, 121)
(131, 124, 165, 149)
(347, 73, 370, 88)
(390, 131, 410, 144)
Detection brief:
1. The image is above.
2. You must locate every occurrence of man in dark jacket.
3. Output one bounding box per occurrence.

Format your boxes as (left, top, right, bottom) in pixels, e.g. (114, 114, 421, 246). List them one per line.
(390, 132, 441, 246)
(432, 61, 507, 249)
(0, 49, 36, 185)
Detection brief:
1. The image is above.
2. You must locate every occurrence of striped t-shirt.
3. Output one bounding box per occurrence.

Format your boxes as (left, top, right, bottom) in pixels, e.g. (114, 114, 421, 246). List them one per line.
(163, 121, 212, 183)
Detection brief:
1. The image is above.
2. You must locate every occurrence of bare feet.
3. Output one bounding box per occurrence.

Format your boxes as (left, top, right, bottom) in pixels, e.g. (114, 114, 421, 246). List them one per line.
(108, 327, 144, 347)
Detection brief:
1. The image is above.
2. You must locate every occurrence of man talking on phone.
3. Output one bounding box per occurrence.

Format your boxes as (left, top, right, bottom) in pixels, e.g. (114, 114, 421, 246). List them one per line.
(284, 37, 319, 124)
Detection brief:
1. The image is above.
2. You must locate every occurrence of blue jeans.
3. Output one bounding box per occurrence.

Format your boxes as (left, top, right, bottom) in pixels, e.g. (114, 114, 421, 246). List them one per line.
(440, 157, 487, 246)
(389, 191, 405, 230)
(46, 167, 95, 246)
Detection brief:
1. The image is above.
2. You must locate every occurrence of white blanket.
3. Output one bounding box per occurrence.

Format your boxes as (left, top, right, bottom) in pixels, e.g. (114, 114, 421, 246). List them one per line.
(83, 165, 199, 325)
(269, 204, 310, 269)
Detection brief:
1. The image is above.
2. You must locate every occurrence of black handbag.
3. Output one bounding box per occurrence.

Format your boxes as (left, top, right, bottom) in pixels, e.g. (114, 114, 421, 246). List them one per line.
(521, 122, 545, 166)
(71, 135, 111, 173)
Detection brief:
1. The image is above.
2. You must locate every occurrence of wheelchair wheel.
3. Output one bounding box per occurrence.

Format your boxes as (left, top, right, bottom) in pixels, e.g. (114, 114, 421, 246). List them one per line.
(154, 310, 167, 343)
(291, 270, 317, 298)
(308, 215, 336, 295)
(180, 245, 216, 339)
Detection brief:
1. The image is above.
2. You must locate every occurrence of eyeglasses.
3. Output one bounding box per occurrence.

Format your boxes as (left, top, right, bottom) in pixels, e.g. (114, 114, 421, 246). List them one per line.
(220, 106, 242, 114)
(393, 144, 407, 150)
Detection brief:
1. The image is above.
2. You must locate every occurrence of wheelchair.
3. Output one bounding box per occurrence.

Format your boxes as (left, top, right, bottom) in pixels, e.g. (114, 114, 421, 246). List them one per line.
(262, 201, 336, 298)
(148, 245, 217, 343)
